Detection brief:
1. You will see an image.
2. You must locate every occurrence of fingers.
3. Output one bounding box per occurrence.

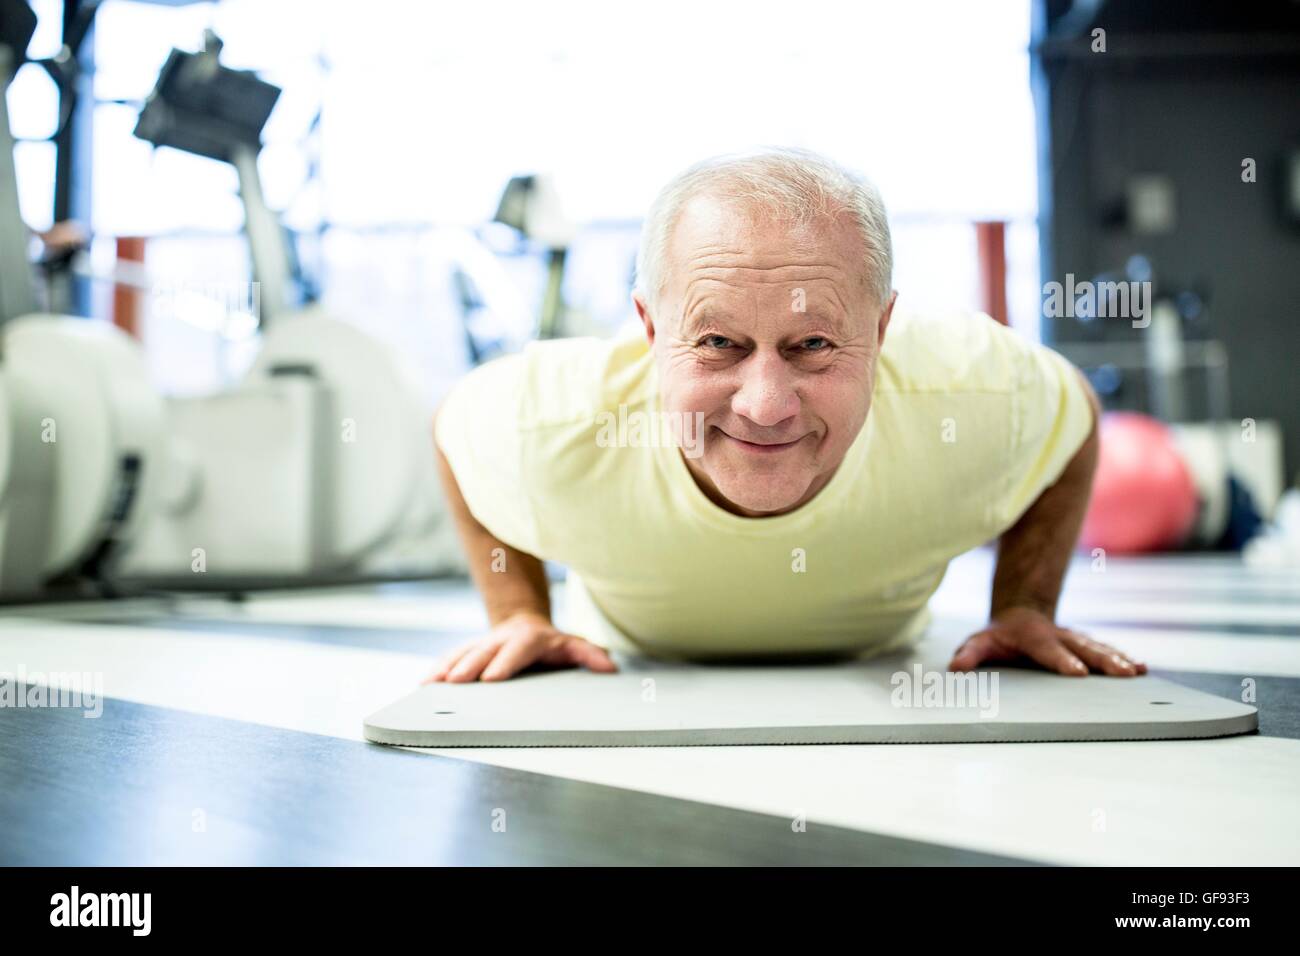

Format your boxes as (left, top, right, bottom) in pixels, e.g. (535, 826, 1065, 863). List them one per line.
(951, 627, 1088, 676)
(1061, 630, 1147, 677)
(948, 630, 1009, 672)
(550, 634, 618, 673)
(424, 640, 482, 684)
(1019, 633, 1088, 676)
(948, 632, 990, 671)
(444, 642, 506, 683)
(488, 633, 617, 680)
(480, 633, 548, 682)
(428, 631, 617, 684)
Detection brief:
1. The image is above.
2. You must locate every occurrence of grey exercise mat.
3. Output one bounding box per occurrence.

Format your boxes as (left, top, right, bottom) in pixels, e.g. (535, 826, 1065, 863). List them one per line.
(363, 658, 1258, 748)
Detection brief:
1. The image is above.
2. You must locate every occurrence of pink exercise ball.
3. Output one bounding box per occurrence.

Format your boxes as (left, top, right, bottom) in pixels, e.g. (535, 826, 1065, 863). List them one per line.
(1080, 412, 1199, 555)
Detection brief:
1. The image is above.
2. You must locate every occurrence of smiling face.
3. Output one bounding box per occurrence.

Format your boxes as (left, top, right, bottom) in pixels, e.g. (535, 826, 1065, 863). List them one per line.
(635, 196, 895, 517)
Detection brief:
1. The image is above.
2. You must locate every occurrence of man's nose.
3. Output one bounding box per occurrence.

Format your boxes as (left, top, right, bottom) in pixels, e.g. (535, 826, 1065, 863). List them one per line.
(731, 350, 800, 428)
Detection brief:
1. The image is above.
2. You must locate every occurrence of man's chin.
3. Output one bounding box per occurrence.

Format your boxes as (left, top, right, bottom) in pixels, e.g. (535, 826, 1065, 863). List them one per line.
(707, 476, 811, 517)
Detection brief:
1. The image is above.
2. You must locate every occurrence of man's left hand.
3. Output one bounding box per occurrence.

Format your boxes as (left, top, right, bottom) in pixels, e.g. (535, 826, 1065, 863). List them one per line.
(948, 607, 1148, 677)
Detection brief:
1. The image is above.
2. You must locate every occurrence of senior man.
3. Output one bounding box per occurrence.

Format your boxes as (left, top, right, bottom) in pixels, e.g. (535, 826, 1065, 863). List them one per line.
(428, 148, 1146, 683)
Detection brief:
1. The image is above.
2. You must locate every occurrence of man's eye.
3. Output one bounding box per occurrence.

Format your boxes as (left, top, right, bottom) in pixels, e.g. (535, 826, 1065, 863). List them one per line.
(701, 335, 733, 350)
(801, 337, 831, 352)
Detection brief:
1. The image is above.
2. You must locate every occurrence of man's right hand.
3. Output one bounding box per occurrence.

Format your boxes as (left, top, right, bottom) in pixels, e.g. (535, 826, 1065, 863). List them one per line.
(424, 611, 618, 683)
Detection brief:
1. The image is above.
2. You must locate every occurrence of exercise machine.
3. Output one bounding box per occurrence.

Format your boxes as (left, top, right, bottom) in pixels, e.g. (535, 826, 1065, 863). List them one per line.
(117, 32, 450, 585)
(0, 1, 166, 601)
(0, 6, 166, 601)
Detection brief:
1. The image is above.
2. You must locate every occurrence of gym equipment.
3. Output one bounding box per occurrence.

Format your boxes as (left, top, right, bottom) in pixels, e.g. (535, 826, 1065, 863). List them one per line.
(113, 32, 447, 584)
(1064, 258, 1229, 424)
(0, 2, 166, 599)
(493, 174, 574, 339)
(1080, 412, 1199, 554)
(1173, 421, 1282, 549)
(363, 654, 1257, 747)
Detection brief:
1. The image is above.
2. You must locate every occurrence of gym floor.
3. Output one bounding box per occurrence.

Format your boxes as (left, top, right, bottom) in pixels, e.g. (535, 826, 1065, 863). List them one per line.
(2, 548, 1297, 866)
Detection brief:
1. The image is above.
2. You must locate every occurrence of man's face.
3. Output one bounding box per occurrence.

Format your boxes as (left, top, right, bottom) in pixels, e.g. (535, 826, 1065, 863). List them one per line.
(636, 196, 894, 517)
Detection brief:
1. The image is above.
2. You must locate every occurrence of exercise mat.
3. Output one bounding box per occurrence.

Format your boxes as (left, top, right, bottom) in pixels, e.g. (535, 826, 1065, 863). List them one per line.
(363, 656, 1258, 747)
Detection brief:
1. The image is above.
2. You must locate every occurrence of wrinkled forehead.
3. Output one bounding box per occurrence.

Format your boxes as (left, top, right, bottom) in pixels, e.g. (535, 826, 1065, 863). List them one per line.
(662, 195, 872, 305)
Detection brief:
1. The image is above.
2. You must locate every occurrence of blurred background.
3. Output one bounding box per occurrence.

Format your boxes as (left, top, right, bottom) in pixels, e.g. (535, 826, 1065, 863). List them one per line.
(8, 0, 1043, 400)
(1, 0, 1298, 596)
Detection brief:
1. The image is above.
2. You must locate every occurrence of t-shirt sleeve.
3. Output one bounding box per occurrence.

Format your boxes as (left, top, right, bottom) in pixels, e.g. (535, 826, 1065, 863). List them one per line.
(433, 353, 541, 556)
(995, 335, 1096, 529)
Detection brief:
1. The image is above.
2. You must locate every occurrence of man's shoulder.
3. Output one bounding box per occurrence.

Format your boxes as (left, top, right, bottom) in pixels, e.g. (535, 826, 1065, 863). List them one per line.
(511, 324, 656, 430)
(877, 305, 1043, 396)
(434, 327, 656, 519)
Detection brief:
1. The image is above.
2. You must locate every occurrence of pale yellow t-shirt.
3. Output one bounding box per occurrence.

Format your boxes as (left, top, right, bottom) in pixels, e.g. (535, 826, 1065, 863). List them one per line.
(434, 305, 1093, 659)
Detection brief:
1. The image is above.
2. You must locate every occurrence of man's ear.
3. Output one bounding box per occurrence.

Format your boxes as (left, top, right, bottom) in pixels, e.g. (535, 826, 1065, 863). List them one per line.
(633, 291, 655, 346)
(877, 291, 898, 348)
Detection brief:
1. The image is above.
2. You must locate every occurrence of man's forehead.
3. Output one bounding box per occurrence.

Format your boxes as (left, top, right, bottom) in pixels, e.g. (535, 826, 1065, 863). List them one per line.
(664, 195, 868, 292)
(681, 277, 852, 317)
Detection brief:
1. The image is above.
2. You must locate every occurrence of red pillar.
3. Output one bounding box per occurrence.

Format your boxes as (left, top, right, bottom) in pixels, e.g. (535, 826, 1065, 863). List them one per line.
(112, 236, 146, 339)
(974, 221, 1008, 326)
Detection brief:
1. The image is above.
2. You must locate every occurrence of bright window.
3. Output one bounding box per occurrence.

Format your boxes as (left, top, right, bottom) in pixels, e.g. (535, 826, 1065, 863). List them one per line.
(45, 0, 1040, 395)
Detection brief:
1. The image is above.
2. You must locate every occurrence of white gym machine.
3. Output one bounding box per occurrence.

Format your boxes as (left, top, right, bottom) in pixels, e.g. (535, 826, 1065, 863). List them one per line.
(0, 3, 166, 601)
(112, 32, 454, 586)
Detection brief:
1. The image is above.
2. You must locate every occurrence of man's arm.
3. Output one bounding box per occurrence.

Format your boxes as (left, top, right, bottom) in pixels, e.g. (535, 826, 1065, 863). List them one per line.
(434, 423, 552, 627)
(426, 406, 616, 683)
(989, 372, 1099, 623)
(949, 371, 1148, 677)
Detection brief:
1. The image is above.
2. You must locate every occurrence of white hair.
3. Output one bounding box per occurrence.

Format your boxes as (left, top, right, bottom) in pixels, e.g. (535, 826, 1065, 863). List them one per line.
(634, 147, 893, 310)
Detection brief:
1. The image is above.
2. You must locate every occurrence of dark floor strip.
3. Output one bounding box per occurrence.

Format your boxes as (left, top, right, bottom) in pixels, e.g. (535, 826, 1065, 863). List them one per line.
(0, 692, 1032, 866)
(1064, 589, 1300, 604)
(87, 615, 477, 654)
(1075, 619, 1300, 637)
(1149, 670, 1300, 742)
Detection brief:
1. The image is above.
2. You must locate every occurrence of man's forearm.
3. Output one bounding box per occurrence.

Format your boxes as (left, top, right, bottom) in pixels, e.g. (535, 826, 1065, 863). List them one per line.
(433, 414, 552, 626)
(989, 373, 1100, 620)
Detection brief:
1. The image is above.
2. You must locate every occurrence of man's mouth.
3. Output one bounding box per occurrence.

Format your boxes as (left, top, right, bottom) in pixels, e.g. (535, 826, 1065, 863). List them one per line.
(719, 430, 804, 454)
